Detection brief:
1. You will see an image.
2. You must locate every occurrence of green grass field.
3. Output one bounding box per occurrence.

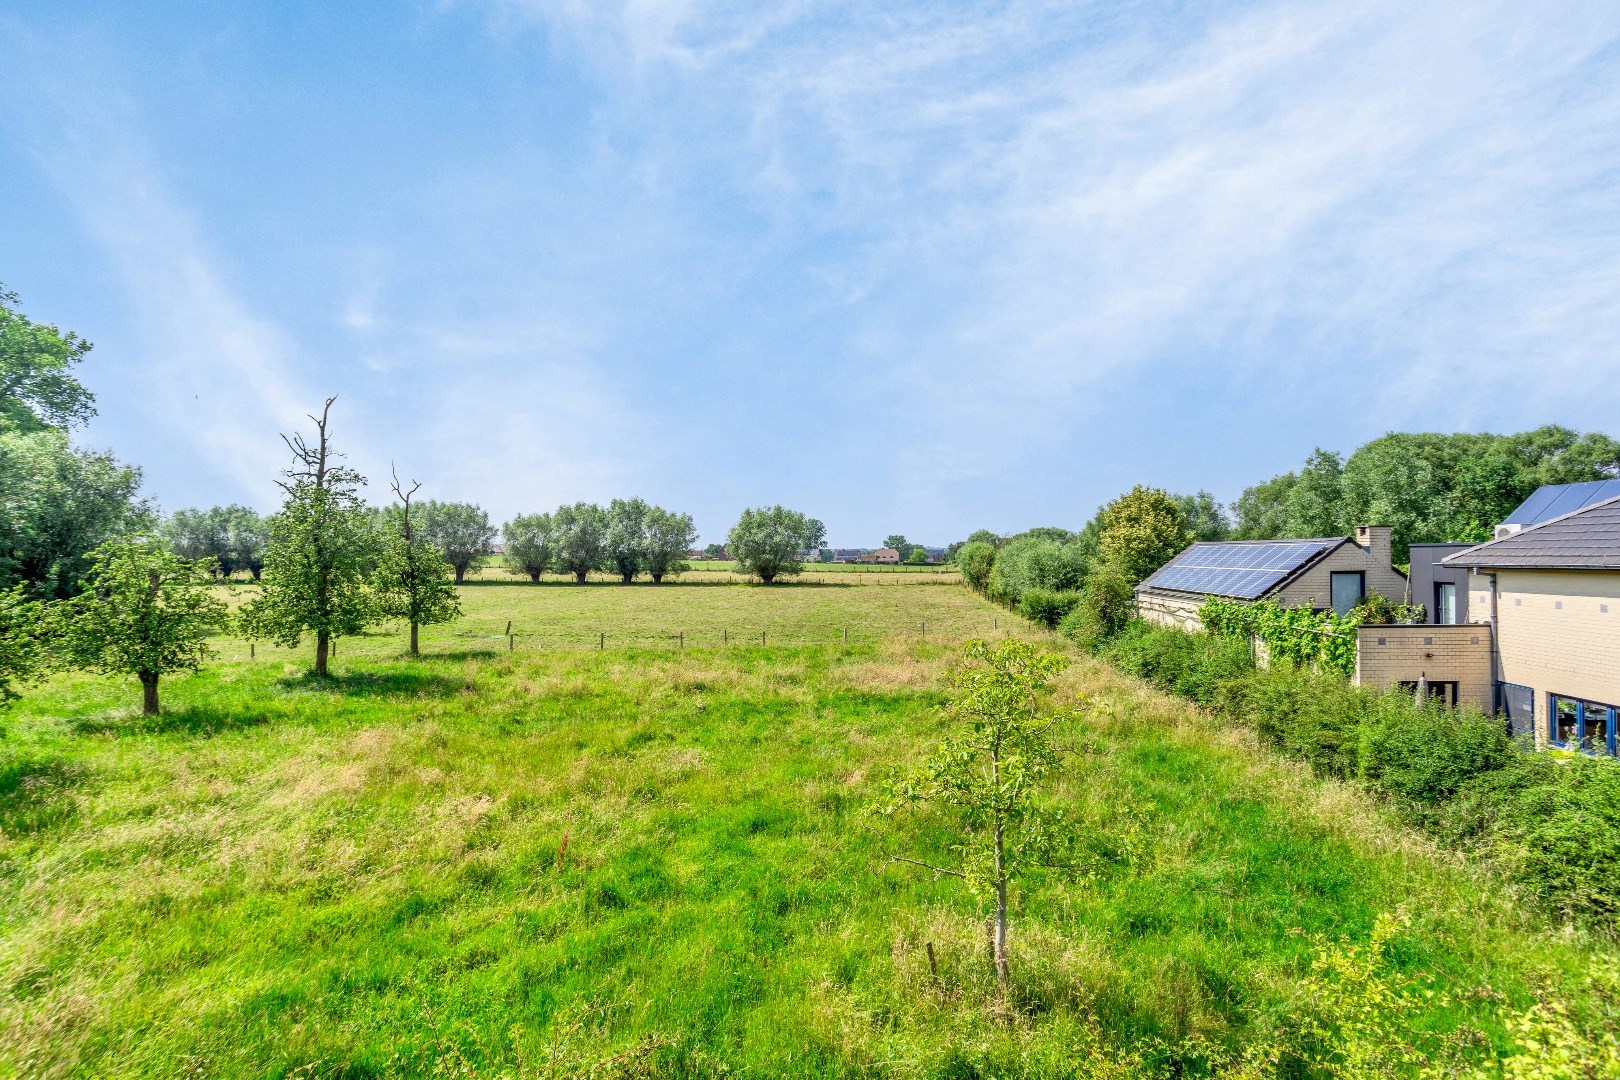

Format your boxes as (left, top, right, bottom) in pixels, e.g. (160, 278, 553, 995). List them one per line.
(1, 581, 1613, 1076)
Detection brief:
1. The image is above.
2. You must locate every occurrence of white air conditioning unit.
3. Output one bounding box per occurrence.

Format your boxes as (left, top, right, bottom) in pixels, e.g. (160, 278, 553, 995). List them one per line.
(1493, 523, 1523, 541)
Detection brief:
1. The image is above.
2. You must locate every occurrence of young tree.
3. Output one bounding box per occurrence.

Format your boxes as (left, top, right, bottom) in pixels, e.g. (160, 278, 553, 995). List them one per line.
(727, 506, 825, 584)
(643, 506, 697, 583)
(58, 538, 229, 715)
(0, 586, 49, 707)
(416, 501, 496, 584)
(871, 639, 1080, 999)
(0, 283, 96, 432)
(884, 533, 915, 560)
(905, 547, 930, 565)
(604, 497, 650, 583)
(1096, 485, 1193, 586)
(503, 512, 555, 582)
(552, 502, 607, 583)
(374, 469, 461, 656)
(704, 542, 725, 559)
(241, 398, 377, 677)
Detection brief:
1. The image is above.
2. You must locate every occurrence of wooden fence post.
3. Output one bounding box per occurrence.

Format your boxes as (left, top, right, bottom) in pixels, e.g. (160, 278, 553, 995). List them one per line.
(599, 632, 604, 651)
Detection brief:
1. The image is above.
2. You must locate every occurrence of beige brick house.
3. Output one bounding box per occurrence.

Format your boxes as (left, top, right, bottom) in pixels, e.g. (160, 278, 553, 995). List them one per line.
(1444, 496, 1620, 753)
(1136, 525, 1408, 630)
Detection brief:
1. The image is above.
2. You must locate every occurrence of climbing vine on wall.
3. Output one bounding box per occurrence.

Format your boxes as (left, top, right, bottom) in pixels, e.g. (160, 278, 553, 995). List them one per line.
(1199, 594, 1421, 678)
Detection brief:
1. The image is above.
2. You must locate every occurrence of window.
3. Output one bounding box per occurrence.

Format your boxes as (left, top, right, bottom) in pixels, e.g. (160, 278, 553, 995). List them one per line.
(1330, 572, 1365, 617)
(1435, 582, 1457, 625)
(1549, 694, 1618, 755)
(1500, 682, 1534, 737)
(1399, 680, 1458, 707)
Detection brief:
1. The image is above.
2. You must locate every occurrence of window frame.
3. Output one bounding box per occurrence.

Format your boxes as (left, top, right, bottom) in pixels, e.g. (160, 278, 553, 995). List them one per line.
(1548, 693, 1619, 756)
(1435, 581, 1457, 625)
(1329, 571, 1366, 617)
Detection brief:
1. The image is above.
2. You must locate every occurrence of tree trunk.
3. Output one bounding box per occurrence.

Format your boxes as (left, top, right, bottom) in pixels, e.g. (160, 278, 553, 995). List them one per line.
(140, 673, 159, 716)
(993, 871, 1010, 992)
(761, 572, 775, 584)
(251, 566, 262, 581)
(652, 573, 664, 584)
(574, 569, 588, 583)
(528, 570, 541, 583)
(316, 631, 330, 677)
(410, 621, 419, 656)
(455, 565, 466, 584)
(620, 572, 633, 584)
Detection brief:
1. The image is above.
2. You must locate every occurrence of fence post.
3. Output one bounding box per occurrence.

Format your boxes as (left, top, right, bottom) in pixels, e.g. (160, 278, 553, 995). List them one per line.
(843, 626, 847, 644)
(599, 632, 604, 651)
(762, 630, 767, 646)
(508, 633, 514, 652)
(250, 642, 255, 659)
(505, 620, 511, 636)
(921, 621, 926, 639)
(679, 631, 684, 650)
(724, 628, 728, 644)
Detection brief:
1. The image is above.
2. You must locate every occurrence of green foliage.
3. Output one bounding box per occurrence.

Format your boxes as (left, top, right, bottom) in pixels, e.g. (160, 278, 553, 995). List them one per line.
(905, 547, 929, 565)
(0, 283, 96, 432)
(0, 427, 151, 598)
(551, 502, 607, 582)
(726, 505, 825, 584)
(605, 497, 651, 582)
(1057, 561, 1137, 648)
(1233, 428, 1620, 560)
(240, 404, 378, 676)
(415, 501, 496, 584)
(1018, 587, 1081, 628)
(642, 506, 697, 583)
(871, 639, 1078, 990)
(374, 496, 461, 655)
(1096, 485, 1193, 586)
(1091, 618, 1620, 924)
(1200, 595, 1417, 679)
(56, 538, 229, 714)
(502, 511, 555, 581)
(956, 540, 996, 591)
(0, 586, 49, 706)
(1171, 490, 1232, 541)
(987, 534, 1086, 603)
(161, 505, 267, 579)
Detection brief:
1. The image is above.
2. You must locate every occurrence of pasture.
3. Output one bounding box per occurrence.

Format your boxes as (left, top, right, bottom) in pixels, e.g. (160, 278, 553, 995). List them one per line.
(1, 580, 1613, 1077)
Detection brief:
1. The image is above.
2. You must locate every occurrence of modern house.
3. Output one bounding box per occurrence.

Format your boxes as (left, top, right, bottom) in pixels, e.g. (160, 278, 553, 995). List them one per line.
(858, 548, 901, 564)
(1407, 543, 1474, 624)
(1444, 494, 1620, 751)
(832, 548, 863, 563)
(1136, 525, 1408, 631)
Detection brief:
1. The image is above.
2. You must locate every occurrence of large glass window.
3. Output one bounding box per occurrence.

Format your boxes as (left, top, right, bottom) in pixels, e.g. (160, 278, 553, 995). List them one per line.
(1435, 582, 1457, 625)
(1330, 572, 1365, 617)
(1549, 695, 1618, 755)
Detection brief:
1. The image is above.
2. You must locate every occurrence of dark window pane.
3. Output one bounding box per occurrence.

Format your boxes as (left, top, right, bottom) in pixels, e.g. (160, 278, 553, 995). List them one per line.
(1553, 697, 1579, 746)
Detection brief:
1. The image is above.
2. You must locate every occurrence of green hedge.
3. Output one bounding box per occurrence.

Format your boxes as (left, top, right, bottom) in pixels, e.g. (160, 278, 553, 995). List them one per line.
(1018, 588, 1081, 628)
(1088, 618, 1620, 923)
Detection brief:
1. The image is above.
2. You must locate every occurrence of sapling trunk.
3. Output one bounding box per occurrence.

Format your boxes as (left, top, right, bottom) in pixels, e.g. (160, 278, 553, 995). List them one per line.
(410, 621, 419, 656)
(140, 672, 159, 716)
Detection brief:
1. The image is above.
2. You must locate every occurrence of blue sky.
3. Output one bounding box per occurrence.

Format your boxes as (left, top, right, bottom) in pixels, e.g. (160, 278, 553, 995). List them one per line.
(4, 1, 1620, 546)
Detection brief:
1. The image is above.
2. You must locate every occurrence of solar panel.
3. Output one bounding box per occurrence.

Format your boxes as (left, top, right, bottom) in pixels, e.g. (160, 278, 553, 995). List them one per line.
(1503, 480, 1620, 526)
(1143, 539, 1338, 599)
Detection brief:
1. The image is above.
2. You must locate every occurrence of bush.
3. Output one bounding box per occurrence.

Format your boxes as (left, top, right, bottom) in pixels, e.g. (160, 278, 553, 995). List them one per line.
(1058, 560, 1136, 648)
(988, 535, 1087, 604)
(1357, 694, 1516, 805)
(1018, 588, 1080, 628)
(957, 541, 996, 592)
(1098, 620, 1254, 709)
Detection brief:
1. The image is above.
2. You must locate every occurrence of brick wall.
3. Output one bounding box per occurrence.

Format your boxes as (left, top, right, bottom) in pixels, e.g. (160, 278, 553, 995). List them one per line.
(1137, 590, 1206, 630)
(1355, 624, 1493, 710)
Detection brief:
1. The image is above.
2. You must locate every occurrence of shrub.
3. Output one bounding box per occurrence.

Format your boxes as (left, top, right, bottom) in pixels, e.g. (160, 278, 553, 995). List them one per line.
(957, 541, 996, 591)
(1098, 620, 1253, 709)
(1019, 588, 1081, 628)
(1356, 694, 1515, 805)
(1060, 560, 1136, 647)
(988, 535, 1087, 604)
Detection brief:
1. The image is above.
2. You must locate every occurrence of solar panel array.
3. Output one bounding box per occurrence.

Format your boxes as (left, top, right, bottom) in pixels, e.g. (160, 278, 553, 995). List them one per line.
(1504, 480, 1620, 526)
(1144, 539, 1338, 599)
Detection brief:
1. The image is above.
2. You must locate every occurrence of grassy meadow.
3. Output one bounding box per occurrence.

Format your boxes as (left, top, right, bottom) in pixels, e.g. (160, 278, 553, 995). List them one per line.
(1, 580, 1615, 1076)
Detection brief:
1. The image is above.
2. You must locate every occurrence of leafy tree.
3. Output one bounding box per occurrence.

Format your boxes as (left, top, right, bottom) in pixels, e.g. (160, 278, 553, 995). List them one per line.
(871, 639, 1080, 999)
(0, 427, 151, 598)
(222, 505, 268, 580)
(161, 507, 228, 568)
(1096, 485, 1193, 586)
(605, 497, 650, 583)
(988, 535, 1087, 604)
(416, 501, 495, 584)
(727, 506, 825, 584)
(241, 399, 377, 677)
(57, 538, 228, 715)
(1288, 449, 1348, 538)
(884, 533, 916, 561)
(1010, 526, 1072, 544)
(905, 547, 930, 565)
(0, 284, 96, 432)
(704, 543, 725, 559)
(957, 540, 996, 591)
(374, 471, 461, 656)
(552, 502, 607, 583)
(1058, 561, 1136, 647)
(643, 506, 697, 583)
(1171, 490, 1231, 542)
(965, 529, 1002, 548)
(503, 512, 555, 582)
(1232, 471, 1297, 539)
(0, 586, 49, 707)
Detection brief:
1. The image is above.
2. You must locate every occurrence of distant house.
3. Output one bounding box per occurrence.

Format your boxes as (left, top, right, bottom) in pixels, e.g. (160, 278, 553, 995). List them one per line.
(923, 547, 947, 563)
(1136, 526, 1407, 630)
(1444, 492, 1620, 751)
(859, 548, 901, 564)
(832, 548, 863, 563)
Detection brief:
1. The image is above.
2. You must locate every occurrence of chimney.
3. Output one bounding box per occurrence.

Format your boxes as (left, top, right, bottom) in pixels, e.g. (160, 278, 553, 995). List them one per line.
(1355, 525, 1392, 566)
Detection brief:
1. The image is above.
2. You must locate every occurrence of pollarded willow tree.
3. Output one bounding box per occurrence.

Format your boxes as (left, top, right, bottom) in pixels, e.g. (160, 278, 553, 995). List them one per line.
(374, 469, 462, 656)
(870, 639, 1082, 1001)
(416, 501, 496, 584)
(552, 502, 606, 583)
(503, 512, 555, 582)
(643, 506, 697, 583)
(242, 398, 377, 677)
(604, 497, 650, 583)
(726, 505, 825, 584)
(57, 538, 230, 715)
